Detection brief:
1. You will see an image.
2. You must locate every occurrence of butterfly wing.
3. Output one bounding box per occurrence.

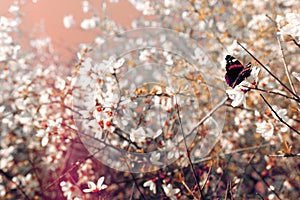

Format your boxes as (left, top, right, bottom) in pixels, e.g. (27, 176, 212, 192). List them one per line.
(225, 55, 244, 87)
(231, 62, 252, 88)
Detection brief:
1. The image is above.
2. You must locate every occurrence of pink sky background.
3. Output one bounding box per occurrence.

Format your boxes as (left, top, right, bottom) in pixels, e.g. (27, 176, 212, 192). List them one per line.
(1, 0, 140, 61)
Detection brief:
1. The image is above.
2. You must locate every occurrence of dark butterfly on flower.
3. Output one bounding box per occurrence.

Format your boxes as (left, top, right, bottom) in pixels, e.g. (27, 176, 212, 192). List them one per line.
(225, 55, 252, 88)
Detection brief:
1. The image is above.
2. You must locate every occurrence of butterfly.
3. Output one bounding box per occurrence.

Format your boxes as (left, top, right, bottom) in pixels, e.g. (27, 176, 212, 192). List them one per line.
(225, 55, 252, 88)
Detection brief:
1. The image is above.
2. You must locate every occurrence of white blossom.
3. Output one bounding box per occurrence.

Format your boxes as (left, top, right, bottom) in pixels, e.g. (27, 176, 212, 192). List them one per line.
(256, 121, 274, 140)
(82, 1, 90, 13)
(162, 184, 180, 199)
(143, 179, 157, 194)
(80, 17, 99, 30)
(63, 15, 75, 29)
(277, 13, 300, 41)
(130, 127, 146, 143)
(83, 176, 108, 193)
(226, 86, 246, 107)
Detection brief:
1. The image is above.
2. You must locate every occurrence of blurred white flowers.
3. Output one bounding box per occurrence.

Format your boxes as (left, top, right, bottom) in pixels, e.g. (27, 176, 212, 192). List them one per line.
(80, 17, 100, 30)
(83, 176, 108, 193)
(63, 15, 75, 29)
(276, 13, 300, 42)
(130, 127, 146, 143)
(256, 121, 274, 140)
(82, 1, 90, 13)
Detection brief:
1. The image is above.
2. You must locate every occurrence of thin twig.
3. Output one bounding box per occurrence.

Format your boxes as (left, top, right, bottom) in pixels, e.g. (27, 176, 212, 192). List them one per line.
(276, 37, 297, 95)
(235, 144, 261, 198)
(260, 94, 300, 135)
(266, 14, 298, 95)
(225, 181, 233, 200)
(129, 183, 135, 200)
(250, 164, 282, 200)
(176, 96, 228, 199)
(124, 159, 146, 200)
(237, 41, 300, 101)
(182, 180, 194, 196)
(292, 39, 300, 48)
(268, 153, 300, 157)
(193, 143, 272, 164)
(245, 86, 299, 102)
(201, 163, 212, 191)
(175, 96, 204, 200)
(45, 153, 96, 190)
(187, 96, 228, 137)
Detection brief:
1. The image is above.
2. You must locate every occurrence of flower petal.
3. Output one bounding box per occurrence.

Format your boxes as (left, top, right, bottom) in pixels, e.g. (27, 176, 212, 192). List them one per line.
(97, 177, 105, 188)
(100, 184, 108, 190)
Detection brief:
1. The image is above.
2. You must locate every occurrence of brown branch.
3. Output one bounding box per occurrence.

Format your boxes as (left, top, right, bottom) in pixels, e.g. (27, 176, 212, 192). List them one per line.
(175, 97, 204, 200)
(245, 86, 299, 102)
(237, 41, 300, 101)
(292, 39, 300, 48)
(260, 94, 300, 135)
(276, 37, 297, 95)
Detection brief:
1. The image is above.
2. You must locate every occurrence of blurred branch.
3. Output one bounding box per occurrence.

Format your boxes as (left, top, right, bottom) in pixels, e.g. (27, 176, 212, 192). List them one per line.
(201, 163, 212, 191)
(292, 39, 300, 48)
(193, 143, 272, 164)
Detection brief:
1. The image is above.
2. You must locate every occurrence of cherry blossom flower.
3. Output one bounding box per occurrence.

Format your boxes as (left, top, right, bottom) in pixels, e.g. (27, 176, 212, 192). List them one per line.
(60, 181, 77, 200)
(256, 121, 274, 140)
(150, 152, 163, 165)
(246, 66, 260, 86)
(80, 17, 99, 30)
(276, 13, 300, 42)
(162, 183, 180, 199)
(8, 4, 19, 14)
(77, 57, 97, 88)
(109, 57, 125, 74)
(129, 0, 155, 15)
(226, 86, 246, 107)
(0, 146, 14, 170)
(2, 1, 300, 199)
(0, 184, 5, 197)
(143, 179, 157, 194)
(82, 1, 90, 13)
(139, 49, 151, 61)
(130, 127, 146, 143)
(63, 15, 75, 29)
(83, 176, 108, 193)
